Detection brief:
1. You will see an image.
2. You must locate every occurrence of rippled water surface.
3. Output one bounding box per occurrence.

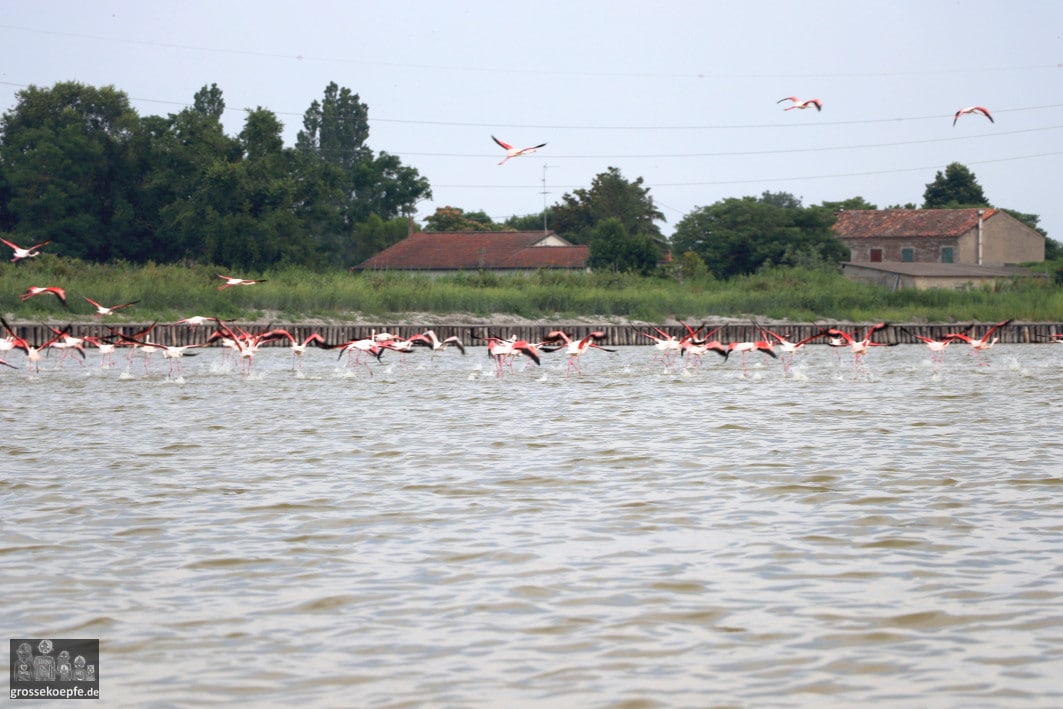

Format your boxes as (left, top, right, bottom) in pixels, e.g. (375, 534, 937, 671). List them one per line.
(3, 343, 1062, 707)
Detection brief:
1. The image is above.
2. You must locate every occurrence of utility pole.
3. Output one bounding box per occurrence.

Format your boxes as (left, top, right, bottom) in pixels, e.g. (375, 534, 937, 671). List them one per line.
(540, 164, 557, 234)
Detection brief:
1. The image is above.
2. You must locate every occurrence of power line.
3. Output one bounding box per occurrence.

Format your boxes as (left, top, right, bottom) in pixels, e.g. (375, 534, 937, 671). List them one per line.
(1, 23, 1059, 81)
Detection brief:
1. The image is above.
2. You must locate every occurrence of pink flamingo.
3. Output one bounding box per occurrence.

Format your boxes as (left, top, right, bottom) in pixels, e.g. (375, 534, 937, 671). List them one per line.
(1, 316, 75, 373)
(408, 330, 466, 356)
(491, 135, 547, 165)
(953, 106, 993, 126)
(827, 322, 894, 374)
(1, 237, 52, 262)
(944, 319, 1011, 366)
(19, 286, 68, 307)
(83, 297, 139, 317)
(269, 330, 329, 370)
(757, 325, 830, 372)
(777, 96, 822, 111)
(216, 274, 267, 290)
(727, 338, 778, 375)
(542, 330, 616, 378)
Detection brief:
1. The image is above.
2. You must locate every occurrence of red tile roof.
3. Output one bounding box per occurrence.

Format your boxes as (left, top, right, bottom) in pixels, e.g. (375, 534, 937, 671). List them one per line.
(832, 208, 999, 239)
(356, 231, 589, 270)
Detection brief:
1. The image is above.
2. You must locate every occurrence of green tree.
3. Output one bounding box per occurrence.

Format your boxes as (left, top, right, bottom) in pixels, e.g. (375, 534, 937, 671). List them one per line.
(549, 167, 665, 246)
(923, 162, 990, 208)
(671, 191, 846, 279)
(0, 81, 145, 261)
(351, 214, 412, 264)
(295, 82, 431, 263)
(820, 196, 878, 211)
(424, 206, 507, 232)
(587, 217, 658, 275)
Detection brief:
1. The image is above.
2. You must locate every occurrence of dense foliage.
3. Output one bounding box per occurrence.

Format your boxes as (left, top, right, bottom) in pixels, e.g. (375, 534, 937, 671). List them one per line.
(0, 81, 429, 270)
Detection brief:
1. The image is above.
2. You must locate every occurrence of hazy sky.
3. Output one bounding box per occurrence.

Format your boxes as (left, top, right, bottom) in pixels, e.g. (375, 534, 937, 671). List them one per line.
(2, 1, 1061, 240)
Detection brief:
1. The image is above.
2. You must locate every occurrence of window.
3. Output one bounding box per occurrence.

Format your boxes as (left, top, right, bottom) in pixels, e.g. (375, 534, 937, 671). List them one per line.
(901, 248, 914, 262)
(870, 248, 883, 262)
(941, 247, 953, 263)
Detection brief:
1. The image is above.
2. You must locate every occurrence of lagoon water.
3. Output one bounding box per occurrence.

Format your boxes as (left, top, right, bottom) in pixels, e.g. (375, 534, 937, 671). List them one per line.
(3, 343, 1062, 707)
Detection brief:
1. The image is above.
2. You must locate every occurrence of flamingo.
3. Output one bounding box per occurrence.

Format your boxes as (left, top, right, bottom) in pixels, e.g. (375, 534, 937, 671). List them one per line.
(679, 325, 729, 370)
(0, 316, 75, 373)
(727, 338, 778, 375)
(900, 325, 971, 365)
(83, 297, 139, 317)
(944, 319, 1012, 366)
(827, 322, 895, 374)
(172, 316, 217, 332)
(757, 325, 831, 373)
(953, 106, 993, 126)
(107, 322, 159, 372)
(207, 321, 287, 375)
(470, 332, 543, 376)
(328, 335, 386, 374)
(408, 330, 466, 356)
(132, 341, 209, 377)
(542, 330, 616, 378)
(777, 96, 822, 111)
(491, 135, 547, 165)
(268, 329, 329, 370)
(1, 237, 52, 262)
(638, 326, 683, 367)
(45, 325, 88, 367)
(216, 274, 267, 290)
(83, 335, 119, 369)
(19, 286, 68, 307)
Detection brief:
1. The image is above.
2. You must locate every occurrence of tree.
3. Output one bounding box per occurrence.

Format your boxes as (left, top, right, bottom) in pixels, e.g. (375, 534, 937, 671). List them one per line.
(923, 162, 989, 208)
(821, 196, 878, 212)
(549, 167, 665, 246)
(424, 206, 507, 232)
(0, 81, 145, 261)
(587, 217, 658, 275)
(671, 191, 846, 279)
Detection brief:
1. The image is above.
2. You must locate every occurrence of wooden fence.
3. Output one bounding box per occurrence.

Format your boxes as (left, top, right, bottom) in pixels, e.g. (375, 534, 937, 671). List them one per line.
(5, 321, 1062, 347)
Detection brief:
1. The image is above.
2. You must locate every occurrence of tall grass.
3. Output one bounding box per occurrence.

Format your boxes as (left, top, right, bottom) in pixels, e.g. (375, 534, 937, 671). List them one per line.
(2, 257, 1061, 323)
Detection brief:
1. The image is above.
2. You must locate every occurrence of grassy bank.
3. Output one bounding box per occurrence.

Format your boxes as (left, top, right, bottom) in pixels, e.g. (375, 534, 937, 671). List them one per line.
(2, 258, 1062, 324)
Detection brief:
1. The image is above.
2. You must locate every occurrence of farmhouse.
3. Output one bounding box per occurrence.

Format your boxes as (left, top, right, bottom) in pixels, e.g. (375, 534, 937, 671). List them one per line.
(832, 208, 1046, 289)
(355, 231, 589, 275)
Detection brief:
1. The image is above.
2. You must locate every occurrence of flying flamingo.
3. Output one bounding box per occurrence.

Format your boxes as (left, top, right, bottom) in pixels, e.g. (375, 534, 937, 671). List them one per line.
(328, 335, 386, 374)
(131, 341, 209, 377)
(953, 106, 993, 126)
(726, 337, 778, 375)
(542, 330, 616, 378)
(777, 96, 822, 111)
(0, 316, 74, 373)
(827, 322, 895, 374)
(408, 330, 466, 357)
(107, 322, 159, 372)
(216, 274, 267, 290)
(82, 335, 119, 369)
(491, 135, 547, 165)
(679, 325, 729, 371)
(269, 329, 329, 370)
(900, 325, 971, 365)
(1, 237, 52, 262)
(757, 325, 831, 373)
(471, 332, 544, 376)
(83, 297, 139, 317)
(638, 326, 683, 368)
(19, 286, 68, 307)
(944, 319, 1012, 366)
(45, 324, 89, 367)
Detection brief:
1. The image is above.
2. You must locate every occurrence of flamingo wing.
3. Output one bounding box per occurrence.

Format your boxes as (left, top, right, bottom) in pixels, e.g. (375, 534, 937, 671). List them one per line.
(491, 135, 513, 150)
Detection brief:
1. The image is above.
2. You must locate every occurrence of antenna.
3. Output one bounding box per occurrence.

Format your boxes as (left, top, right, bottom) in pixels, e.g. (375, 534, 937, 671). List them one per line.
(540, 164, 558, 234)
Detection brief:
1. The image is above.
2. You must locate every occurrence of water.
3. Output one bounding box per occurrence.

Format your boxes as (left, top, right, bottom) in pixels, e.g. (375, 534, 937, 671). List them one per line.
(3, 343, 1062, 707)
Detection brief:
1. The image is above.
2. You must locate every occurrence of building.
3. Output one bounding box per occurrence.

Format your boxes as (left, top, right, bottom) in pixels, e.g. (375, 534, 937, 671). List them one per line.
(355, 231, 589, 275)
(832, 208, 1046, 289)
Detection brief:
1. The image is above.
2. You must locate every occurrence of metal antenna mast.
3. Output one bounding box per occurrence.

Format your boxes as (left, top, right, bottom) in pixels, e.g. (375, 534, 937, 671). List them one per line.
(540, 164, 557, 234)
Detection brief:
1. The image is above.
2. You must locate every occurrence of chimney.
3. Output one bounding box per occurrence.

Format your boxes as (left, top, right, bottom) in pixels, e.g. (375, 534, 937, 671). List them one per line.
(977, 209, 984, 265)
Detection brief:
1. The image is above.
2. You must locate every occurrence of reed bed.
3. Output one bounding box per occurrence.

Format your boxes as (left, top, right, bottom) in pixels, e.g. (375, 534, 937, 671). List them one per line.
(2, 258, 1062, 325)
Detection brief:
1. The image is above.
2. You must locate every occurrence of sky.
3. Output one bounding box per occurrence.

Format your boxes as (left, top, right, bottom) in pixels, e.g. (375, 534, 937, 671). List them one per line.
(2, 1, 1061, 242)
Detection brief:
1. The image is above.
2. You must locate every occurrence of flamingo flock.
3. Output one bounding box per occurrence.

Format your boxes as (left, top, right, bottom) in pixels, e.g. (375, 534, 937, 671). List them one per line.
(0, 315, 1046, 379)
